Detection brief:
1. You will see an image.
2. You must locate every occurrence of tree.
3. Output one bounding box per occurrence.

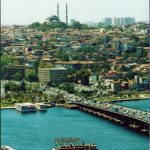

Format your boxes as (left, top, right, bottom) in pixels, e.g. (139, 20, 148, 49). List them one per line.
(81, 24, 89, 30)
(71, 21, 82, 29)
(31, 83, 40, 93)
(12, 72, 22, 81)
(32, 60, 39, 72)
(1, 55, 15, 67)
(4, 82, 19, 92)
(104, 25, 114, 30)
(29, 22, 41, 28)
(62, 54, 69, 61)
(58, 22, 68, 29)
(36, 34, 43, 40)
(22, 34, 28, 39)
(25, 72, 38, 82)
(38, 62, 52, 68)
(77, 55, 85, 61)
(59, 83, 75, 94)
(75, 69, 91, 85)
(19, 81, 26, 91)
(97, 22, 104, 28)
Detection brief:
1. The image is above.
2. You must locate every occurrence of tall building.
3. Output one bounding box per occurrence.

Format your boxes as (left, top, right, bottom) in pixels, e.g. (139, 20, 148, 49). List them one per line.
(113, 18, 121, 26)
(38, 68, 67, 83)
(57, 4, 59, 19)
(121, 18, 126, 25)
(127, 17, 135, 25)
(103, 18, 112, 26)
(66, 3, 68, 25)
(121, 17, 135, 25)
(103, 17, 136, 26)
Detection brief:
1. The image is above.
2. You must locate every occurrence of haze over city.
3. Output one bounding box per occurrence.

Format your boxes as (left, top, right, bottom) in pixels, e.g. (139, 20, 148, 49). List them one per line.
(2, 0, 149, 25)
(1, 0, 149, 149)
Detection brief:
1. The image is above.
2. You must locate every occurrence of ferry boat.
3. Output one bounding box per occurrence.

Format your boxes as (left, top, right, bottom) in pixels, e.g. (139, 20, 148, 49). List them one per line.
(35, 103, 48, 111)
(53, 138, 98, 150)
(53, 143, 98, 150)
(1, 146, 15, 150)
(15, 103, 37, 113)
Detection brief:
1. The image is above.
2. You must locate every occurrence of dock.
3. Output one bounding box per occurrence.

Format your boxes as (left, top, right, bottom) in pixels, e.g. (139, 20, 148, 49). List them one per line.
(1, 107, 15, 110)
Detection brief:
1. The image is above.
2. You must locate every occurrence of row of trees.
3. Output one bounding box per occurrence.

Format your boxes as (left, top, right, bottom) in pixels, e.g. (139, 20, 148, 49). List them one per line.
(4, 81, 26, 92)
(29, 21, 92, 31)
(29, 15, 96, 31)
(29, 21, 68, 31)
(2, 71, 38, 82)
(29, 15, 148, 31)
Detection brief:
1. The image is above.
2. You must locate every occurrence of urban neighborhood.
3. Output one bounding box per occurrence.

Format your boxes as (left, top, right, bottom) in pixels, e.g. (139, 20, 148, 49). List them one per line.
(1, 1, 149, 150)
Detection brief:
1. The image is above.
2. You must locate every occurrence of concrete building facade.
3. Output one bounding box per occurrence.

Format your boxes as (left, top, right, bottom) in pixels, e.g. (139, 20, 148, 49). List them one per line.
(38, 68, 67, 83)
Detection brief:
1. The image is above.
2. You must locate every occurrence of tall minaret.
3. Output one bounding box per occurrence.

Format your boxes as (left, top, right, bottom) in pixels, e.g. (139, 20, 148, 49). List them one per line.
(57, 3, 59, 19)
(66, 3, 68, 25)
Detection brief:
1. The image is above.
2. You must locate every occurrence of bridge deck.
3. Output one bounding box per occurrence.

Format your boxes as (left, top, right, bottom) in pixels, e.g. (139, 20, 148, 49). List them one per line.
(73, 102, 149, 136)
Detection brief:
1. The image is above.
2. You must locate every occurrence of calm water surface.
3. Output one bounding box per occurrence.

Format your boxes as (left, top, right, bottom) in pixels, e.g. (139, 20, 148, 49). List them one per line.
(1, 108, 149, 150)
(116, 99, 149, 112)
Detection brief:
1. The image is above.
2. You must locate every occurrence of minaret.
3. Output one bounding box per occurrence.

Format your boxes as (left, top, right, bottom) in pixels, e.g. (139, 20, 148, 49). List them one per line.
(66, 3, 68, 25)
(57, 3, 59, 19)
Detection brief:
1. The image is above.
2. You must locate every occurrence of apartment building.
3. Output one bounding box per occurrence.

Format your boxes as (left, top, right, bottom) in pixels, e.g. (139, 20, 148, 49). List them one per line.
(38, 68, 67, 83)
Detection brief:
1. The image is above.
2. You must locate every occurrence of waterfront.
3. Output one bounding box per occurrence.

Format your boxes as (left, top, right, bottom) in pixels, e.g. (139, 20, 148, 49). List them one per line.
(1, 108, 148, 150)
(116, 99, 149, 112)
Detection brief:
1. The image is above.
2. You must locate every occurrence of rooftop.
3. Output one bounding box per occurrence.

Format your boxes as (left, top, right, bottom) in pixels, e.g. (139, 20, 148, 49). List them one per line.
(54, 61, 95, 65)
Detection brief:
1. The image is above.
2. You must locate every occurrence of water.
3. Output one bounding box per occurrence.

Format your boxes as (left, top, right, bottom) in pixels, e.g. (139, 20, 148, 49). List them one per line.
(116, 99, 149, 112)
(1, 108, 149, 150)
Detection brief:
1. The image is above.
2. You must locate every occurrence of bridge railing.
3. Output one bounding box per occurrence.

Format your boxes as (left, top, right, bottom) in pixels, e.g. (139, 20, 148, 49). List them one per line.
(73, 102, 149, 124)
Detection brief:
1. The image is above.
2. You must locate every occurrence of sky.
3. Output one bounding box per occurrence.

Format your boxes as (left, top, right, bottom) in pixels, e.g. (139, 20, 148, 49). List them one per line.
(1, 0, 149, 25)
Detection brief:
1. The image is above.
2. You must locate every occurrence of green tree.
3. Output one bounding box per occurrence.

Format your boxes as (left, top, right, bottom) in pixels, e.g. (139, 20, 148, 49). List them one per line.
(36, 34, 43, 40)
(25, 72, 38, 82)
(81, 24, 89, 30)
(59, 83, 75, 94)
(71, 21, 82, 29)
(29, 22, 41, 28)
(62, 54, 69, 61)
(75, 69, 91, 85)
(104, 25, 114, 30)
(38, 62, 52, 68)
(58, 22, 68, 29)
(12, 72, 22, 81)
(1, 55, 15, 67)
(4, 82, 19, 92)
(19, 81, 26, 91)
(22, 34, 28, 39)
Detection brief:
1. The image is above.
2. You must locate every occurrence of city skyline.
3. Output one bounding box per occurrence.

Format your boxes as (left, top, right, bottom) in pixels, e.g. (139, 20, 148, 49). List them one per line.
(2, 0, 149, 25)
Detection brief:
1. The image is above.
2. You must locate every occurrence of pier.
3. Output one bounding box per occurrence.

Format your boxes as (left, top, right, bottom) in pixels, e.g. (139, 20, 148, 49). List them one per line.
(72, 102, 149, 136)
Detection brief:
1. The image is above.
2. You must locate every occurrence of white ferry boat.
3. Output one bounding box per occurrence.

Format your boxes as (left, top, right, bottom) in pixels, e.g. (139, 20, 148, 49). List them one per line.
(15, 103, 37, 113)
(35, 103, 48, 111)
(1, 146, 15, 150)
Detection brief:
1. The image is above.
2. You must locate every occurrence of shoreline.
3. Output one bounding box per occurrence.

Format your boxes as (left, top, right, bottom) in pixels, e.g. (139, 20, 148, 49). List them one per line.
(1, 97, 149, 110)
(1, 106, 15, 110)
(109, 97, 149, 103)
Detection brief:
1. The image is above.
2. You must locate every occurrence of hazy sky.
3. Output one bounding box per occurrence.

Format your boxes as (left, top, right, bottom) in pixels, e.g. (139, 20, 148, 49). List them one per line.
(1, 0, 149, 25)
